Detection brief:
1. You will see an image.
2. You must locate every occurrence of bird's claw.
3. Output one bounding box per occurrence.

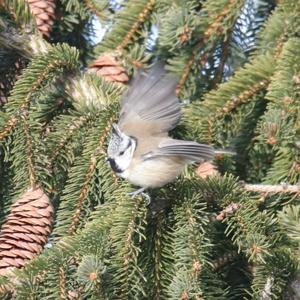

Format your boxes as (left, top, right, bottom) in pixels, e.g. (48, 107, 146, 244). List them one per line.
(128, 187, 145, 197)
(128, 188, 151, 205)
(140, 192, 151, 206)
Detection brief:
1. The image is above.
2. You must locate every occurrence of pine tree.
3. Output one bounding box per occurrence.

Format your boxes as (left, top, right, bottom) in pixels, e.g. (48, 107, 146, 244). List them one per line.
(0, 0, 300, 298)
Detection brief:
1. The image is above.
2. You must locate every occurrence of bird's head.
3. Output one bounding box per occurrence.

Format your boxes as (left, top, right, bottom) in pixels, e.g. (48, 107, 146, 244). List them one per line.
(107, 123, 137, 174)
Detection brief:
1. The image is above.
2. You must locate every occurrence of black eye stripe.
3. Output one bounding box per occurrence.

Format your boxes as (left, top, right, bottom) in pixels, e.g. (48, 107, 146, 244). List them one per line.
(107, 158, 123, 173)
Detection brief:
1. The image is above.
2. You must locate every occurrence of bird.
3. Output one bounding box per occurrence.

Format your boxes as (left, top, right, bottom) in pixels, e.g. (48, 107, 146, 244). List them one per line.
(107, 63, 215, 196)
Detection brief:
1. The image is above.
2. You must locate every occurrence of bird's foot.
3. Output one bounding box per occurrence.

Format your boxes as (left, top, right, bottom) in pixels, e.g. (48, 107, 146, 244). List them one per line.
(128, 187, 146, 197)
(128, 188, 151, 205)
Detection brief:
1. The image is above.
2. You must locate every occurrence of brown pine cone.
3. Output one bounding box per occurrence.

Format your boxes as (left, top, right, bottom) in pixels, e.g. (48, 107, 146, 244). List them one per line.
(0, 187, 54, 275)
(88, 53, 129, 84)
(196, 161, 218, 179)
(25, 0, 56, 38)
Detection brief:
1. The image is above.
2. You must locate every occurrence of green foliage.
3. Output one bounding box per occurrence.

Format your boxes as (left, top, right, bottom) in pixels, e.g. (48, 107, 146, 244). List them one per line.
(53, 104, 118, 238)
(184, 53, 274, 145)
(0, 0, 300, 299)
(248, 38, 300, 184)
(161, 0, 247, 99)
(255, 0, 300, 55)
(94, 0, 154, 54)
(278, 205, 300, 244)
(76, 254, 106, 297)
(0, 0, 36, 30)
(0, 43, 80, 197)
(249, 250, 298, 299)
(165, 181, 229, 299)
(2, 43, 79, 118)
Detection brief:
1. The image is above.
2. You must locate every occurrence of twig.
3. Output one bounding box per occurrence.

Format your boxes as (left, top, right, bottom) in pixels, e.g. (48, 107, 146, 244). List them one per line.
(215, 202, 240, 221)
(209, 32, 231, 90)
(240, 182, 300, 194)
(212, 251, 238, 272)
(116, 0, 155, 52)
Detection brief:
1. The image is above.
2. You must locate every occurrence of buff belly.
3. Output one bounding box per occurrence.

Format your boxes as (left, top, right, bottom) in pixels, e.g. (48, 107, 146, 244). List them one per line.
(120, 157, 185, 188)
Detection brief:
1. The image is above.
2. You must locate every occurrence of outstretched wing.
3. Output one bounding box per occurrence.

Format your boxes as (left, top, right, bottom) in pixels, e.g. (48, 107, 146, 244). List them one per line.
(118, 63, 181, 136)
(143, 139, 214, 162)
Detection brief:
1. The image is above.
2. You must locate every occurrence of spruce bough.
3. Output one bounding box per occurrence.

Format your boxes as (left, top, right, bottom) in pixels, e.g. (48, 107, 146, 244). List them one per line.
(0, 0, 299, 298)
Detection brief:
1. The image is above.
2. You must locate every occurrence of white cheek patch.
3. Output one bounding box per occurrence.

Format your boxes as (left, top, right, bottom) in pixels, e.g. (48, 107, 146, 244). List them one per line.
(115, 156, 129, 172)
(115, 139, 136, 172)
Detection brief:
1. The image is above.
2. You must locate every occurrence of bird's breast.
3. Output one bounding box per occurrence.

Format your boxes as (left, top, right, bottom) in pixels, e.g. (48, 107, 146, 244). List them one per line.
(123, 157, 185, 188)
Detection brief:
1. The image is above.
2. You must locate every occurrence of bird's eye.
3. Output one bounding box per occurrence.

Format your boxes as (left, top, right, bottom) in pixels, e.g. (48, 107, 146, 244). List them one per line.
(119, 151, 125, 156)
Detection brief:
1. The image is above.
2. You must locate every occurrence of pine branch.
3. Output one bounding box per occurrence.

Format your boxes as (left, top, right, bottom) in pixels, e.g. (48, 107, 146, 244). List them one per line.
(209, 33, 231, 90)
(250, 251, 298, 299)
(95, 0, 155, 54)
(184, 53, 274, 143)
(165, 0, 245, 97)
(53, 105, 118, 238)
(167, 193, 211, 298)
(76, 254, 107, 299)
(59, 266, 67, 299)
(20, 112, 36, 187)
(0, 19, 38, 58)
(60, 0, 90, 19)
(83, 0, 108, 19)
(153, 178, 231, 299)
(248, 38, 300, 183)
(212, 251, 238, 272)
(116, 0, 155, 52)
(153, 214, 164, 299)
(242, 182, 300, 194)
(43, 74, 124, 183)
(65, 73, 125, 111)
(223, 201, 278, 263)
(108, 194, 148, 299)
(174, 40, 205, 96)
(0, 44, 80, 141)
(198, 175, 278, 264)
(256, 0, 300, 55)
(67, 114, 118, 234)
(121, 197, 172, 299)
(0, 115, 18, 141)
(278, 205, 300, 242)
(48, 112, 102, 167)
(215, 202, 240, 221)
(0, 0, 35, 30)
(0, 56, 28, 106)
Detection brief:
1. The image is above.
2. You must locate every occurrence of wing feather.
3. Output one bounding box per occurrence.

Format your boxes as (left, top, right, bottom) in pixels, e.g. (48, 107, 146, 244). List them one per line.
(118, 63, 181, 135)
(143, 139, 214, 162)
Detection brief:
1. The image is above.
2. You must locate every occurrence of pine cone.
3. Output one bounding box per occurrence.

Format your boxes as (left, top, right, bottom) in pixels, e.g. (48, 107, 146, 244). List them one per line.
(25, 0, 56, 38)
(196, 161, 218, 178)
(0, 187, 54, 275)
(88, 53, 129, 84)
